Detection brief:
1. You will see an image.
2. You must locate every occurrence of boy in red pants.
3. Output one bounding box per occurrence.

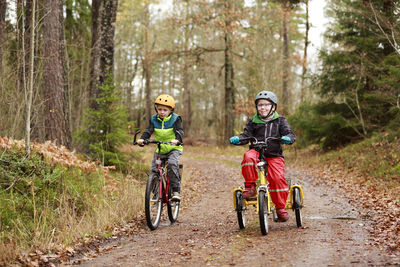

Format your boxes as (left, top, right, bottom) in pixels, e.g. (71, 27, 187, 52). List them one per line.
(229, 91, 295, 222)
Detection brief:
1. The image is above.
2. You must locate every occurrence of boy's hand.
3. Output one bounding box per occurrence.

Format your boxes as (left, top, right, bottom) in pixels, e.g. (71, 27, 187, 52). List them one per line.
(281, 136, 292, 144)
(171, 139, 180, 145)
(137, 139, 145, 146)
(229, 136, 240, 145)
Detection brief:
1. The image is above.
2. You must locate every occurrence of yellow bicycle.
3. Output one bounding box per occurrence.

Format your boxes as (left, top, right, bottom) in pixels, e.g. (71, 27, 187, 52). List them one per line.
(232, 137, 304, 235)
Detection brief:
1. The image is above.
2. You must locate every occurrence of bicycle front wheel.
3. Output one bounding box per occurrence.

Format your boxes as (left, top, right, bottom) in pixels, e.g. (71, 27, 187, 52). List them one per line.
(235, 190, 246, 229)
(293, 187, 303, 227)
(167, 186, 180, 223)
(145, 174, 163, 230)
(258, 190, 269, 235)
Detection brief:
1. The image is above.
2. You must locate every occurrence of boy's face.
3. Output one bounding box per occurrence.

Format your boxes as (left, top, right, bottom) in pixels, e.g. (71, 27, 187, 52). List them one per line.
(156, 104, 172, 119)
(256, 99, 274, 118)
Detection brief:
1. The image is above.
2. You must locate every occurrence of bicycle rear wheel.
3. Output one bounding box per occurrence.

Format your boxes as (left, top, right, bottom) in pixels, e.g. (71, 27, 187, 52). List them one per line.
(235, 190, 246, 229)
(145, 174, 163, 230)
(167, 186, 180, 223)
(258, 190, 269, 235)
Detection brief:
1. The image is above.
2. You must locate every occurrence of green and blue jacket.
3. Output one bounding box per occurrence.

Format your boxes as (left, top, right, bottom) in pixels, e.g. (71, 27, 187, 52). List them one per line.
(140, 113, 184, 154)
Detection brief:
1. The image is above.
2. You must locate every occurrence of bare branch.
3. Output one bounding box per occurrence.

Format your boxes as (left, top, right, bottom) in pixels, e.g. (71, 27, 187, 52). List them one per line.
(369, 2, 400, 54)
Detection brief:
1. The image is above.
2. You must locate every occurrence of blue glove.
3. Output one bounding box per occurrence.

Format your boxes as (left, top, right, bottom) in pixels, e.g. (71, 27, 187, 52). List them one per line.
(229, 136, 240, 145)
(281, 136, 292, 144)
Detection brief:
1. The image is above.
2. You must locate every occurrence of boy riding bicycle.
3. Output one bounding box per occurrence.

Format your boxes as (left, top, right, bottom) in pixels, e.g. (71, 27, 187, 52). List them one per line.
(229, 91, 295, 222)
(137, 94, 184, 201)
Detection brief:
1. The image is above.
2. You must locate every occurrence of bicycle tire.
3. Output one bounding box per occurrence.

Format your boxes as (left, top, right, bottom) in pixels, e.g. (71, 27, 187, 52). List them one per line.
(293, 187, 303, 227)
(235, 190, 246, 229)
(258, 190, 269, 235)
(145, 174, 163, 230)
(167, 186, 180, 223)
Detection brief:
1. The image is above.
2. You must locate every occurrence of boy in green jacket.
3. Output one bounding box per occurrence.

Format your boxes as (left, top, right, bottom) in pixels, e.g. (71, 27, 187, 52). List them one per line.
(137, 94, 184, 201)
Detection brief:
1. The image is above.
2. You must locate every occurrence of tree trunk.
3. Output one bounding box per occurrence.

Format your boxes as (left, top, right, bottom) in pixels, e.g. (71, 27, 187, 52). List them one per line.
(89, 0, 101, 110)
(99, 0, 118, 81)
(24, 0, 36, 155)
(144, 1, 152, 122)
(0, 0, 6, 80)
(42, 0, 71, 147)
(182, 1, 191, 137)
(223, 1, 235, 146)
(89, 0, 118, 108)
(17, 0, 33, 95)
(300, 0, 309, 103)
(281, 0, 290, 114)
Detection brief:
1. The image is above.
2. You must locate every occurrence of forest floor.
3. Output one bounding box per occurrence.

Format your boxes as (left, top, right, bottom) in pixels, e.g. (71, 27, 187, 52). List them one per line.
(57, 148, 399, 267)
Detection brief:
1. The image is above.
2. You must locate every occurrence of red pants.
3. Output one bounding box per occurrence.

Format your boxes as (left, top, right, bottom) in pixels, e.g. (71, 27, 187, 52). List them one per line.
(241, 149, 289, 209)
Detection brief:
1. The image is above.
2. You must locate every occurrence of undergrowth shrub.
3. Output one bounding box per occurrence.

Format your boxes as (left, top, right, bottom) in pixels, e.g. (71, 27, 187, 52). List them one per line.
(288, 102, 360, 150)
(0, 146, 144, 264)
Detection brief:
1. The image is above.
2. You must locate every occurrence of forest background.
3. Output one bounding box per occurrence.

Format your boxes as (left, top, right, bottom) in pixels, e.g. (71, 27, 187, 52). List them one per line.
(0, 0, 399, 150)
(0, 0, 399, 264)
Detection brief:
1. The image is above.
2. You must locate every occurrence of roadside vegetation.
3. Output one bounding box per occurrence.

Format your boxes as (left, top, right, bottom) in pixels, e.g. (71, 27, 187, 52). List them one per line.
(0, 139, 148, 265)
(285, 129, 400, 251)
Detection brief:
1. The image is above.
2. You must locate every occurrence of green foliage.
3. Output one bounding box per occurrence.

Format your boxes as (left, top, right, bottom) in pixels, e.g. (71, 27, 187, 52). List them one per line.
(0, 147, 104, 245)
(299, 0, 400, 149)
(288, 102, 361, 150)
(76, 75, 132, 171)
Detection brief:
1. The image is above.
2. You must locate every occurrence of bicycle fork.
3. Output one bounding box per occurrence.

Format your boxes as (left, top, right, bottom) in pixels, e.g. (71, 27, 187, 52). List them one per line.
(256, 163, 270, 214)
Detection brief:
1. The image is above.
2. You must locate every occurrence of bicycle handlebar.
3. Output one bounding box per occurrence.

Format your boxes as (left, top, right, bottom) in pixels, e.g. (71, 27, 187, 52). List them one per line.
(133, 130, 183, 146)
(238, 136, 282, 145)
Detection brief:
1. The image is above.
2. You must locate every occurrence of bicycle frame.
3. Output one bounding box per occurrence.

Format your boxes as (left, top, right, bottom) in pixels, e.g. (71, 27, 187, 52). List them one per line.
(154, 147, 170, 204)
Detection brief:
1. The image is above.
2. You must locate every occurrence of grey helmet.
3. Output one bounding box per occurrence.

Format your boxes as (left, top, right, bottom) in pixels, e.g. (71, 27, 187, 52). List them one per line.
(254, 91, 278, 106)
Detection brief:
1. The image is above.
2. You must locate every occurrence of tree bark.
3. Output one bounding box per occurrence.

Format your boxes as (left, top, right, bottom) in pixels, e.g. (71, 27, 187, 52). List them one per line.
(281, 0, 290, 114)
(89, 0, 101, 110)
(182, 1, 191, 137)
(300, 0, 309, 103)
(89, 0, 118, 110)
(144, 1, 152, 122)
(24, 0, 36, 155)
(99, 0, 118, 81)
(223, 1, 235, 146)
(0, 0, 6, 80)
(42, 0, 71, 147)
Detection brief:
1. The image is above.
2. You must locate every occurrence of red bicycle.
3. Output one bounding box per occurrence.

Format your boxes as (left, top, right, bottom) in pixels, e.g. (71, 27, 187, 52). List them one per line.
(133, 130, 183, 230)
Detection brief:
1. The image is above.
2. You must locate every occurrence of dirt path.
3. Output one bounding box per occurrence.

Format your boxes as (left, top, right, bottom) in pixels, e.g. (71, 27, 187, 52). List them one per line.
(62, 151, 399, 266)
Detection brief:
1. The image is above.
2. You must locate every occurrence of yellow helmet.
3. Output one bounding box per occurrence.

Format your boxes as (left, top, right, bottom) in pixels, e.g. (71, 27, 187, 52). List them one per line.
(154, 94, 175, 109)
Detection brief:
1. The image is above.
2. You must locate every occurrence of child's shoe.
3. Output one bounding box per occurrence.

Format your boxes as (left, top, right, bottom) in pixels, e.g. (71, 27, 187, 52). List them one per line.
(242, 183, 256, 199)
(277, 208, 289, 222)
(171, 191, 181, 201)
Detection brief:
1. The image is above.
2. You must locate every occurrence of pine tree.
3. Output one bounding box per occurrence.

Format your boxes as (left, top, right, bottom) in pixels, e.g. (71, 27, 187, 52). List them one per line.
(77, 75, 131, 170)
(291, 0, 400, 149)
